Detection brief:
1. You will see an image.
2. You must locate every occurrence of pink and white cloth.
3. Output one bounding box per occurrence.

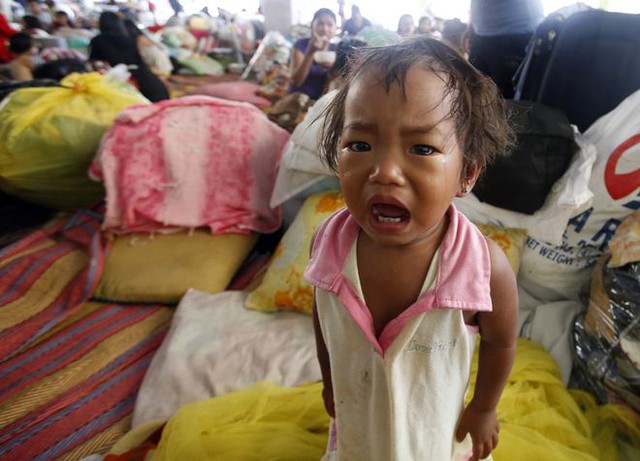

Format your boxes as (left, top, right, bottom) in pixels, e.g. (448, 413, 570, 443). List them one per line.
(90, 95, 290, 235)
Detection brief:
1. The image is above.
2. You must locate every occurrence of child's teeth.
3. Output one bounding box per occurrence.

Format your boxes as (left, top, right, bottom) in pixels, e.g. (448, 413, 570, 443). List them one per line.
(377, 215, 401, 223)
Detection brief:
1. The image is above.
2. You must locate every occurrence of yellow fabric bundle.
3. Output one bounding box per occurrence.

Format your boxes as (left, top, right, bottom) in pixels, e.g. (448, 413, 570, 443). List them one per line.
(150, 339, 639, 460)
(152, 382, 329, 461)
(0, 72, 148, 210)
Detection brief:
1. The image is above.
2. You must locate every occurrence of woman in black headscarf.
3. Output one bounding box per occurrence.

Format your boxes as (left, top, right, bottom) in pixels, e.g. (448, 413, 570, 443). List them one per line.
(89, 12, 169, 101)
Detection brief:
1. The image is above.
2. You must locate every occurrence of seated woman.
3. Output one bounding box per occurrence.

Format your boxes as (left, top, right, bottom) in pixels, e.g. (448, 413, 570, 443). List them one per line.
(288, 8, 337, 100)
(89, 12, 169, 102)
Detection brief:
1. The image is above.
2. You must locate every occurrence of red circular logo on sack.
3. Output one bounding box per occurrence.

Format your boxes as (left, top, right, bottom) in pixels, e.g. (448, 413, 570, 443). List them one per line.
(605, 134, 640, 200)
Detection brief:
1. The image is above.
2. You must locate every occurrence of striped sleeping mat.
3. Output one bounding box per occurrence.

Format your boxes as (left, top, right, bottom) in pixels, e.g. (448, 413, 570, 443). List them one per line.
(0, 210, 173, 460)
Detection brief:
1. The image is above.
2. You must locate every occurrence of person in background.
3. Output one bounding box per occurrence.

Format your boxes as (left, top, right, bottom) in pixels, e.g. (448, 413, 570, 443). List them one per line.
(307, 35, 518, 461)
(396, 14, 415, 36)
(417, 15, 434, 35)
(45, 0, 74, 21)
(289, 8, 337, 101)
(433, 16, 446, 37)
(8, 32, 36, 80)
(50, 9, 72, 31)
(442, 18, 469, 59)
(51, 10, 94, 40)
(21, 14, 50, 36)
(341, 5, 370, 38)
(468, 0, 544, 98)
(25, 0, 52, 31)
(89, 11, 169, 101)
(0, 13, 17, 64)
(123, 18, 172, 76)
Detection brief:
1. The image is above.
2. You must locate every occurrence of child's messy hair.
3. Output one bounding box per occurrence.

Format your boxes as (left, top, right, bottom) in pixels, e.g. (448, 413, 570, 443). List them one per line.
(320, 35, 515, 180)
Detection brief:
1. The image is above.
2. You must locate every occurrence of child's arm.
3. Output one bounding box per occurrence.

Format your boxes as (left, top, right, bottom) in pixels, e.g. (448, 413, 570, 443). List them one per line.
(455, 238, 518, 460)
(313, 296, 335, 417)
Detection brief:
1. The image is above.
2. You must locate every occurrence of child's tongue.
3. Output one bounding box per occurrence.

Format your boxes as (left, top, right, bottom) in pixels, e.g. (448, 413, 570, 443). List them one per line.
(373, 204, 407, 218)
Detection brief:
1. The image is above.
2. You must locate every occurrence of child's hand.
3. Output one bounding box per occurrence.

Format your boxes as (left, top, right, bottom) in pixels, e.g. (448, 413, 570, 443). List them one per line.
(322, 385, 335, 417)
(455, 404, 499, 460)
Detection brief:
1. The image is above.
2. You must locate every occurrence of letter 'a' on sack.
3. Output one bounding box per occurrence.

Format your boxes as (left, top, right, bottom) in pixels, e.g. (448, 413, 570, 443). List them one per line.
(0, 72, 149, 211)
(473, 100, 578, 215)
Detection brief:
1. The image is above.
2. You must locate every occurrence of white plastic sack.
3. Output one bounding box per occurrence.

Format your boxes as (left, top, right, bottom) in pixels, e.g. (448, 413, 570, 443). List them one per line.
(517, 89, 640, 307)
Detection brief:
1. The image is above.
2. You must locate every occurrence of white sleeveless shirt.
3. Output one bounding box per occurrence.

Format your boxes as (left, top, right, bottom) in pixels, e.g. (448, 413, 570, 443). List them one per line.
(305, 206, 493, 460)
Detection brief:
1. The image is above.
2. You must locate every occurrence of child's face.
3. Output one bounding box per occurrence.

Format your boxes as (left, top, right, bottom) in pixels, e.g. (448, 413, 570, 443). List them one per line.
(338, 65, 473, 249)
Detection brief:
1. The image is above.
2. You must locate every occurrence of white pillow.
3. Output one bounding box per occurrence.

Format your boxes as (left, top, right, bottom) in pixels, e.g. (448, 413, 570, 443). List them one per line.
(270, 90, 337, 208)
(132, 289, 320, 426)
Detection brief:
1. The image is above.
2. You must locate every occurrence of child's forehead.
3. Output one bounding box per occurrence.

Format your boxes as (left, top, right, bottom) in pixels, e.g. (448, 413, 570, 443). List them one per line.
(353, 61, 442, 89)
(346, 64, 449, 103)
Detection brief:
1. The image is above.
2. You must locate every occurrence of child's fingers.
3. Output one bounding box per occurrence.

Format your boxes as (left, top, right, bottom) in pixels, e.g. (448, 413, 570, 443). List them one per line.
(470, 437, 497, 461)
(472, 440, 490, 460)
(454, 424, 467, 442)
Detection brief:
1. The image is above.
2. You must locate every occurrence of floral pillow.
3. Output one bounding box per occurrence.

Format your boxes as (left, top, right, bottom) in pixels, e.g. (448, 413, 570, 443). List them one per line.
(245, 190, 345, 315)
(474, 223, 528, 275)
(245, 190, 527, 316)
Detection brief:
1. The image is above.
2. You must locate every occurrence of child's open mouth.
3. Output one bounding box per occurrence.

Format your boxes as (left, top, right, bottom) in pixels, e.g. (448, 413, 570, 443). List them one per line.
(371, 204, 410, 224)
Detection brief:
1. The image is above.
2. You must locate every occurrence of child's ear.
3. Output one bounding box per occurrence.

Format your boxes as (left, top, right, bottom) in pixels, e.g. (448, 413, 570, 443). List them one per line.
(456, 163, 481, 197)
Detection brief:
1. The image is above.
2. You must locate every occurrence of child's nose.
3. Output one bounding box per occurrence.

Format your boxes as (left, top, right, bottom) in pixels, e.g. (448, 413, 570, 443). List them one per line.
(368, 154, 406, 186)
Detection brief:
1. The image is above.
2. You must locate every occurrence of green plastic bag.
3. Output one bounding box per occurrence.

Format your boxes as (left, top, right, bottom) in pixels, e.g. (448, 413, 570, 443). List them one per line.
(0, 72, 149, 210)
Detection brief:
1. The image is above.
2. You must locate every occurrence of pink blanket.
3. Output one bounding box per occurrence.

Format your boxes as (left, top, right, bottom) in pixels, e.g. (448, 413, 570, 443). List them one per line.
(90, 96, 289, 235)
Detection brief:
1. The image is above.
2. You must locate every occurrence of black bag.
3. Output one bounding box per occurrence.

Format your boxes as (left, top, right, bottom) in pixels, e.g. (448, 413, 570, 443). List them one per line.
(472, 100, 578, 215)
(33, 58, 89, 81)
(514, 8, 640, 132)
(512, 4, 592, 101)
(0, 79, 60, 102)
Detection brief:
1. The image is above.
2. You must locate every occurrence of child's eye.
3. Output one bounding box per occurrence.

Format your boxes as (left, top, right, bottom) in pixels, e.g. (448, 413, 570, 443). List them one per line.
(346, 142, 371, 152)
(409, 145, 436, 156)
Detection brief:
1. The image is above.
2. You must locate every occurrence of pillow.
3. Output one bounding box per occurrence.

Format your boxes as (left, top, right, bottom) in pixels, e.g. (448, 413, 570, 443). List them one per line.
(474, 223, 528, 275)
(245, 190, 345, 315)
(188, 81, 272, 108)
(245, 190, 528, 316)
(132, 289, 321, 426)
(270, 90, 337, 208)
(94, 230, 257, 304)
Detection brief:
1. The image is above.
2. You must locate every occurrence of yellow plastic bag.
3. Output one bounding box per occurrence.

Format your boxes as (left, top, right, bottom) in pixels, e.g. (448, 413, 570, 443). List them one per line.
(0, 72, 149, 210)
